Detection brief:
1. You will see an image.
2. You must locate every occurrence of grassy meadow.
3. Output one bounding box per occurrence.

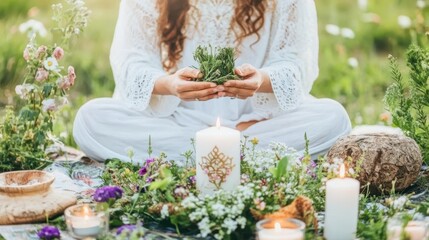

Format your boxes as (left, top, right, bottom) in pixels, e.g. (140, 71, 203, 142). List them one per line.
(0, 0, 425, 147)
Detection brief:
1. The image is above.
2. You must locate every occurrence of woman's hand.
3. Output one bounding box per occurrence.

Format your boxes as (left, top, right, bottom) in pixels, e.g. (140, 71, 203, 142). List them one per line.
(221, 64, 269, 99)
(154, 67, 224, 101)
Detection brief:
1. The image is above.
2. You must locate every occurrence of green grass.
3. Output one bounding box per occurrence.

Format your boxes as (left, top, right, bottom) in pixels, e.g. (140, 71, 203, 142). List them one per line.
(0, 0, 425, 147)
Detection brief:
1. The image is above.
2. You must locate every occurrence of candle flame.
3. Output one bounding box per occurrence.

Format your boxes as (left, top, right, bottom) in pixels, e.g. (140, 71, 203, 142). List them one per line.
(216, 117, 221, 128)
(83, 205, 90, 219)
(339, 163, 346, 178)
(274, 222, 281, 232)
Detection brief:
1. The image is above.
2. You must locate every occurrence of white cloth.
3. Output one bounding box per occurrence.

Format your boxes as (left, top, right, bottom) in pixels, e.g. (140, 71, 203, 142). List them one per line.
(73, 0, 351, 162)
(73, 97, 351, 162)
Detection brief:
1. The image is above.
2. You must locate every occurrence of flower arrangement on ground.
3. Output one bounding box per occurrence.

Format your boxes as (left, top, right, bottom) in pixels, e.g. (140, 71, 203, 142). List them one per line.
(100, 138, 342, 239)
(97, 137, 429, 239)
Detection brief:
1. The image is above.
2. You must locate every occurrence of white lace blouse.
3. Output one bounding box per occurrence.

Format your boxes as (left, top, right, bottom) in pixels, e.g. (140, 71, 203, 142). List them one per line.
(109, 0, 319, 125)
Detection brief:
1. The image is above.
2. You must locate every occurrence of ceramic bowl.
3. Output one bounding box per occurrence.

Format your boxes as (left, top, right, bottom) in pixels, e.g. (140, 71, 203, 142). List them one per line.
(0, 170, 55, 194)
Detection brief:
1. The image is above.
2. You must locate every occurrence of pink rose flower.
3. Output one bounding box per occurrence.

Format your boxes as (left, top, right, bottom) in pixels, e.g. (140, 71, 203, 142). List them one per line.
(36, 45, 47, 58)
(67, 66, 76, 85)
(52, 47, 64, 60)
(35, 68, 49, 82)
(56, 77, 72, 90)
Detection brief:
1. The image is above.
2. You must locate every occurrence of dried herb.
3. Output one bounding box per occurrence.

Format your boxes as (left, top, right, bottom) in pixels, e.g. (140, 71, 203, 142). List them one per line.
(192, 45, 240, 85)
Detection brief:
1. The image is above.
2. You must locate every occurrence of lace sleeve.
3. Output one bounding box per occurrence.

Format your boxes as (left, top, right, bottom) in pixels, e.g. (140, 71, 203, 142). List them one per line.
(260, 0, 319, 111)
(110, 0, 166, 111)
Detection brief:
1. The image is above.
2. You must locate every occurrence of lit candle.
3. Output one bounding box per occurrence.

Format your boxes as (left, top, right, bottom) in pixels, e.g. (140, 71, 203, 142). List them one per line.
(387, 221, 428, 240)
(71, 205, 101, 237)
(324, 164, 360, 240)
(196, 118, 240, 195)
(257, 219, 305, 240)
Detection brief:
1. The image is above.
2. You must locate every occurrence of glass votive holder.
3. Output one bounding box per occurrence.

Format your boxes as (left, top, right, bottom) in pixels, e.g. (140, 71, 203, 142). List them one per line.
(256, 218, 305, 240)
(64, 204, 109, 239)
(386, 213, 429, 240)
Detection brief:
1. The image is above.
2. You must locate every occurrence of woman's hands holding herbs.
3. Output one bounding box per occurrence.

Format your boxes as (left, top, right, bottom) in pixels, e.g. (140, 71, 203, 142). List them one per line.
(154, 65, 270, 101)
(220, 64, 268, 99)
(154, 67, 224, 101)
(154, 44, 272, 101)
(188, 46, 271, 100)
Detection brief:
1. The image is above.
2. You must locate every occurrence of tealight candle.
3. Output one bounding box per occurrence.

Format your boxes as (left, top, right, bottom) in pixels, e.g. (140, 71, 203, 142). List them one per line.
(256, 218, 305, 240)
(387, 218, 428, 240)
(324, 164, 360, 240)
(72, 205, 101, 236)
(196, 118, 240, 195)
(65, 204, 108, 239)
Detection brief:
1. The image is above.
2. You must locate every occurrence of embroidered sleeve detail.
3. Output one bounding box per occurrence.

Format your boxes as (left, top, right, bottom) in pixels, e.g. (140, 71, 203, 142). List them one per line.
(259, 0, 319, 111)
(110, 0, 165, 110)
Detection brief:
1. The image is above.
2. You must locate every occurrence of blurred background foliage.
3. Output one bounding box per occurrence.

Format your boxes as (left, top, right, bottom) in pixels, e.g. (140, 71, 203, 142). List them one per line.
(0, 0, 427, 147)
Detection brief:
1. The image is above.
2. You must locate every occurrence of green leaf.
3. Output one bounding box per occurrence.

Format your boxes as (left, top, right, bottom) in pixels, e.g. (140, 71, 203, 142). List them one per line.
(42, 84, 53, 98)
(149, 178, 173, 191)
(275, 156, 289, 182)
(269, 166, 276, 178)
(170, 212, 192, 228)
(160, 165, 173, 179)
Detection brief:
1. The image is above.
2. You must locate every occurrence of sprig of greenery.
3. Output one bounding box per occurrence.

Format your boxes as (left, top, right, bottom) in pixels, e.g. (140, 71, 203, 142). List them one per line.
(384, 45, 429, 164)
(192, 45, 240, 85)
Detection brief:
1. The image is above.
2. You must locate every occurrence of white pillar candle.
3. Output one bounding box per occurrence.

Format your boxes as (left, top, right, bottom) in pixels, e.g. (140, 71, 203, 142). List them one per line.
(196, 118, 240, 195)
(324, 164, 360, 240)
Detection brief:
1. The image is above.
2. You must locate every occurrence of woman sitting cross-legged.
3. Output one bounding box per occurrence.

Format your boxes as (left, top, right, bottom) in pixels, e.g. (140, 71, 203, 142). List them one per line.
(73, 0, 352, 162)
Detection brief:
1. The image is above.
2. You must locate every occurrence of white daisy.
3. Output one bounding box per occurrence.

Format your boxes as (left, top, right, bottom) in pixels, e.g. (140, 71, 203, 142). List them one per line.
(341, 28, 356, 39)
(398, 15, 412, 29)
(43, 57, 59, 72)
(325, 24, 341, 36)
(348, 57, 359, 68)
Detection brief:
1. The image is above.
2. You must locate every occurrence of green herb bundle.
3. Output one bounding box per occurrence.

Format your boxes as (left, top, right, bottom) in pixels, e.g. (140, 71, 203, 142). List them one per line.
(192, 45, 240, 85)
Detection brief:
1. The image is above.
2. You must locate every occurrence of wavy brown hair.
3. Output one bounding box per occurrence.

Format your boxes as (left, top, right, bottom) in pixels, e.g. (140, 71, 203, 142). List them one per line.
(157, 0, 266, 71)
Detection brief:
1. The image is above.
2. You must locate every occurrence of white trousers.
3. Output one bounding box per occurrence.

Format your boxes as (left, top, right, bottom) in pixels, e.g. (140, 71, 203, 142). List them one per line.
(73, 97, 351, 162)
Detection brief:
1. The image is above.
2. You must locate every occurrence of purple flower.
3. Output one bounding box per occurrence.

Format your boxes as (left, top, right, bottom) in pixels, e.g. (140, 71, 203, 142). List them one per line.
(306, 160, 317, 178)
(145, 158, 155, 166)
(37, 226, 60, 240)
(93, 186, 123, 202)
(146, 177, 154, 183)
(116, 224, 137, 235)
(138, 158, 155, 176)
(188, 176, 196, 185)
(138, 167, 147, 176)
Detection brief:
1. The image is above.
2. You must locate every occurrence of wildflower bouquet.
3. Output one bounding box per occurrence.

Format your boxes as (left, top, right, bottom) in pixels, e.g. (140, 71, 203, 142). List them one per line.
(0, 0, 90, 171)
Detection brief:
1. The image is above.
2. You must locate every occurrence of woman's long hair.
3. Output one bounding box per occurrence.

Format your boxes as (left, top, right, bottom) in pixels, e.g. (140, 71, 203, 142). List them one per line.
(157, 0, 266, 71)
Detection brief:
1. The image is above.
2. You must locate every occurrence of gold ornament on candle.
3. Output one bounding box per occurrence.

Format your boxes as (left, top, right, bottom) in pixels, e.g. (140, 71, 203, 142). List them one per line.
(199, 146, 235, 189)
